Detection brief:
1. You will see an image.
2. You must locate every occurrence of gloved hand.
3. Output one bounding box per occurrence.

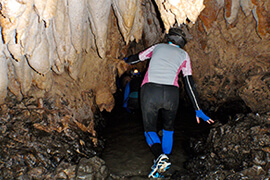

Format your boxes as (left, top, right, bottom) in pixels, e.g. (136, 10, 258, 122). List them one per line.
(195, 110, 214, 124)
(124, 54, 140, 64)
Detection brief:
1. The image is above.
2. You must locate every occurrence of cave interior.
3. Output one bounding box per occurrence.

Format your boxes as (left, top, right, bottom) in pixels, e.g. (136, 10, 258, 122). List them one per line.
(0, 0, 270, 179)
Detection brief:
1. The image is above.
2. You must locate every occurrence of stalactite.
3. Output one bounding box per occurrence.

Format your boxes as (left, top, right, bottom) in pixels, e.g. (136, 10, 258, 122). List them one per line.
(0, 48, 8, 104)
(199, 0, 221, 33)
(0, 0, 269, 113)
(251, 0, 270, 38)
(87, 0, 111, 58)
(224, 0, 240, 25)
(154, 0, 205, 32)
(112, 0, 144, 43)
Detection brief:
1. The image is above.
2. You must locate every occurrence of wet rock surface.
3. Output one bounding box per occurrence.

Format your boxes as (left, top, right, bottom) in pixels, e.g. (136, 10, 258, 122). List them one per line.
(1, 94, 269, 180)
(178, 112, 270, 180)
(0, 95, 108, 179)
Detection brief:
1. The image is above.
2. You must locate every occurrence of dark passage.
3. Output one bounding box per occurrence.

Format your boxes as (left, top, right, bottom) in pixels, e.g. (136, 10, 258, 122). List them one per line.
(101, 95, 212, 179)
(100, 72, 256, 179)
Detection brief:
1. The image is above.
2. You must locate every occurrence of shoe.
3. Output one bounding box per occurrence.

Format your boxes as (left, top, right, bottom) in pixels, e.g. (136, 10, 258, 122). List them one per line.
(148, 154, 171, 178)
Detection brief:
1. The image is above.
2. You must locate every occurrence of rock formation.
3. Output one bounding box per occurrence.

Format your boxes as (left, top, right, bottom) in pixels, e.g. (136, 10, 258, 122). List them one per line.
(0, 0, 269, 118)
(189, 0, 270, 113)
(0, 0, 269, 179)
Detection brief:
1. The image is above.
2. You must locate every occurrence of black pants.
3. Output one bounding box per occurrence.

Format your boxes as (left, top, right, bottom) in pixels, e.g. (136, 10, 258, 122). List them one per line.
(140, 83, 179, 132)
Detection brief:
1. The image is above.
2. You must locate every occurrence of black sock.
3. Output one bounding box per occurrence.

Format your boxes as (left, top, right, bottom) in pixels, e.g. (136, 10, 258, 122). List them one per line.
(150, 143, 163, 159)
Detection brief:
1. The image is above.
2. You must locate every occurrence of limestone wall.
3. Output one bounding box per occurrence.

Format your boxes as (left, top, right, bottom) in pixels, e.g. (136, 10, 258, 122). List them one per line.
(187, 0, 270, 112)
(0, 0, 269, 118)
(0, 0, 157, 119)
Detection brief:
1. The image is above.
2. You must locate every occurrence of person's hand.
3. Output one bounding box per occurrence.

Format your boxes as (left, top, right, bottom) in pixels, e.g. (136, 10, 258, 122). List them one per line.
(195, 110, 214, 124)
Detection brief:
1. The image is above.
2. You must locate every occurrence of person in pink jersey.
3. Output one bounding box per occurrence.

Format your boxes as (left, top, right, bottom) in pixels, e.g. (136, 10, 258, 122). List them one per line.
(125, 27, 214, 178)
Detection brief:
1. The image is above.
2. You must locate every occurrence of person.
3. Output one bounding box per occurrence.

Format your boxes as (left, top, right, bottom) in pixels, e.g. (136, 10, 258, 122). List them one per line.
(122, 68, 143, 113)
(124, 27, 214, 178)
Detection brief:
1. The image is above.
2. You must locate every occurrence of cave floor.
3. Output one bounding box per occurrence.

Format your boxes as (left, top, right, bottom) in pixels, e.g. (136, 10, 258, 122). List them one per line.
(101, 105, 210, 179)
(1, 95, 269, 179)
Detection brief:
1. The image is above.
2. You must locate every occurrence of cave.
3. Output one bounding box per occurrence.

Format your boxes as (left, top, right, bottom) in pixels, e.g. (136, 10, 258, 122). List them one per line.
(0, 0, 269, 179)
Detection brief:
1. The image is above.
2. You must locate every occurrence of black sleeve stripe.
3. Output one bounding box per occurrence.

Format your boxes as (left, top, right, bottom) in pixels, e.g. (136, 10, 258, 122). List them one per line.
(184, 75, 200, 110)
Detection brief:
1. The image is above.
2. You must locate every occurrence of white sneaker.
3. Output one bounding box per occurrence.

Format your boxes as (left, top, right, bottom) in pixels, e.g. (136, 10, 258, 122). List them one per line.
(148, 154, 171, 178)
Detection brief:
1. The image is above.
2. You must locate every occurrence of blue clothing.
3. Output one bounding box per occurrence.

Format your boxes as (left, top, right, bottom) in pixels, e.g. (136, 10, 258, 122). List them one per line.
(123, 75, 142, 112)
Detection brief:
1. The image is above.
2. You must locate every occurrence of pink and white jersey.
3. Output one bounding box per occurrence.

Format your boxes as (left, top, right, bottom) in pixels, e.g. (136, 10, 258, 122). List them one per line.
(139, 43, 192, 87)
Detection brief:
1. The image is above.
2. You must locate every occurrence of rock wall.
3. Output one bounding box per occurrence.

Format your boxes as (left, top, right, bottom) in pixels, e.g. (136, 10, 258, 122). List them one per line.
(0, 0, 164, 119)
(186, 0, 270, 113)
(0, 0, 269, 119)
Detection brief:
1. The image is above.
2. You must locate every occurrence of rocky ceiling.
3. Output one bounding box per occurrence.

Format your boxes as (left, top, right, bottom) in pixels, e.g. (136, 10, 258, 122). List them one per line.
(0, 0, 269, 121)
